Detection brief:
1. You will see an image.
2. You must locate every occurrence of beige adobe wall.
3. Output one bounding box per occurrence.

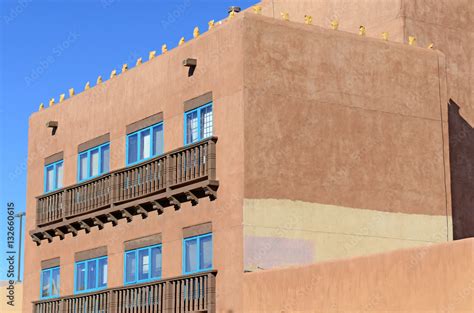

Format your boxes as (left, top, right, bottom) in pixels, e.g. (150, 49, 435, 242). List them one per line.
(242, 14, 451, 269)
(0, 282, 23, 313)
(257, 0, 406, 41)
(401, 0, 473, 119)
(243, 238, 474, 312)
(23, 16, 247, 313)
(255, 0, 472, 116)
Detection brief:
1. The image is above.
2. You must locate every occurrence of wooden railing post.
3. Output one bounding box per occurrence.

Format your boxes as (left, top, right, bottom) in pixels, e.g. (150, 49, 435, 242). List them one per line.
(165, 155, 172, 191)
(208, 138, 217, 180)
(108, 290, 116, 313)
(164, 280, 174, 313)
(58, 298, 64, 313)
(110, 174, 116, 207)
(36, 198, 41, 226)
(207, 272, 216, 313)
(61, 190, 67, 220)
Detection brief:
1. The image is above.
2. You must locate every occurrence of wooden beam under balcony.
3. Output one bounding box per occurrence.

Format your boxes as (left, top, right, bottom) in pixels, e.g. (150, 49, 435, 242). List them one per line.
(30, 137, 219, 245)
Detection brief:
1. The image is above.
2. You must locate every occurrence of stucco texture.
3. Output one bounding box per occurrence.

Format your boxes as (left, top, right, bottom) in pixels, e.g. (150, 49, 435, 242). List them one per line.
(243, 238, 474, 313)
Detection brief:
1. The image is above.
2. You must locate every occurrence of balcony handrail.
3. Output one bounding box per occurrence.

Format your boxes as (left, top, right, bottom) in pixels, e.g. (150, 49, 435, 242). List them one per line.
(33, 270, 217, 310)
(35, 136, 218, 200)
(38, 188, 65, 199)
(33, 270, 217, 304)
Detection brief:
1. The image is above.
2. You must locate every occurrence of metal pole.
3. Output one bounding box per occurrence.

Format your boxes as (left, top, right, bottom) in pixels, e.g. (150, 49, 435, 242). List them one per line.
(15, 212, 25, 282)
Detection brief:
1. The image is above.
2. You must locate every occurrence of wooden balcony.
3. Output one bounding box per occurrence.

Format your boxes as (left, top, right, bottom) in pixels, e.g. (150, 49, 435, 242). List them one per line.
(33, 270, 217, 313)
(31, 138, 218, 245)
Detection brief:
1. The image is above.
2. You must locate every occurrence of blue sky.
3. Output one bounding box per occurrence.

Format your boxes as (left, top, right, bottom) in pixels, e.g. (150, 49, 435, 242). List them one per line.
(0, 0, 256, 281)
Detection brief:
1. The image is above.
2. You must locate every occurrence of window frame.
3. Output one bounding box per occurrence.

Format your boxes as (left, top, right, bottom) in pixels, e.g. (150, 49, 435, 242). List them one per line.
(126, 122, 164, 166)
(123, 244, 162, 285)
(184, 102, 213, 145)
(44, 160, 64, 194)
(77, 142, 110, 182)
(182, 233, 213, 275)
(40, 266, 60, 300)
(73, 256, 108, 294)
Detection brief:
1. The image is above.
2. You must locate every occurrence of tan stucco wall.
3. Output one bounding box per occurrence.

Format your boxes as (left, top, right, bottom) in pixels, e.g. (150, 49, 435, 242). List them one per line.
(257, 0, 473, 119)
(258, 0, 406, 41)
(243, 238, 474, 312)
(24, 16, 246, 313)
(0, 282, 23, 313)
(242, 14, 451, 268)
(244, 199, 451, 269)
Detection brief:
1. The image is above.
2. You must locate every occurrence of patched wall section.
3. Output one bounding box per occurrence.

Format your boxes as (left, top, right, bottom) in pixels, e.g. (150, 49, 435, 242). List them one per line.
(244, 199, 451, 270)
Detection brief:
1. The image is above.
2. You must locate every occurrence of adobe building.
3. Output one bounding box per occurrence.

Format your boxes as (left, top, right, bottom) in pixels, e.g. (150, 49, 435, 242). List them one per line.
(23, 1, 473, 312)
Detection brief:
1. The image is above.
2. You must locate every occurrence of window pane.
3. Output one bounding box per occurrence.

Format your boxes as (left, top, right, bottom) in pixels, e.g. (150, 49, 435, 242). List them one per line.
(140, 129, 151, 160)
(152, 125, 163, 156)
(76, 263, 86, 292)
(51, 268, 60, 296)
(138, 249, 149, 281)
(125, 251, 136, 283)
(101, 145, 110, 174)
(45, 166, 54, 192)
(200, 106, 213, 139)
(150, 246, 162, 278)
(127, 134, 138, 164)
(186, 111, 198, 144)
(199, 235, 213, 270)
(55, 163, 63, 189)
(87, 260, 97, 290)
(90, 149, 99, 177)
(185, 239, 198, 273)
(41, 270, 51, 298)
(79, 153, 88, 181)
(98, 258, 107, 288)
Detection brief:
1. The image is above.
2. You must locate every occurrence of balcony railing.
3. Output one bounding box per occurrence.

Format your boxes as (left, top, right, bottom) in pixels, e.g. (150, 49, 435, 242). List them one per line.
(31, 138, 218, 245)
(33, 271, 217, 313)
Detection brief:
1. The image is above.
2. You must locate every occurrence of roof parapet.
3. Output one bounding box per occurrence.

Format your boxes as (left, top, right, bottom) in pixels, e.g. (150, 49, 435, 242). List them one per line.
(36, 8, 436, 112)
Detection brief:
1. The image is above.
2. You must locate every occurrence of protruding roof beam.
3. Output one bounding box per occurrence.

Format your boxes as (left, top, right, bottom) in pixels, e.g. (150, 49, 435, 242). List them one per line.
(135, 205, 148, 219)
(186, 191, 199, 206)
(122, 209, 133, 223)
(93, 217, 104, 230)
(79, 221, 91, 233)
(168, 196, 181, 210)
(106, 214, 118, 226)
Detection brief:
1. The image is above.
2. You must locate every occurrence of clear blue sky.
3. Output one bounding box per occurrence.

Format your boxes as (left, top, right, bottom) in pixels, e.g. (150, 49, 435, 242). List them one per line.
(0, 0, 256, 281)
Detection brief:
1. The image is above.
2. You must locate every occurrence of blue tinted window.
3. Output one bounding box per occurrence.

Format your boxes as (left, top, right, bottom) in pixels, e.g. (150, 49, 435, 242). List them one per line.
(124, 244, 162, 285)
(184, 102, 213, 145)
(101, 145, 110, 173)
(77, 143, 110, 182)
(127, 134, 138, 164)
(74, 256, 107, 294)
(183, 233, 212, 274)
(150, 246, 162, 279)
(152, 125, 164, 156)
(40, 266, 60, 299)
(126, 123, 164, 166)
(44, 160, 63, 193)
(87, 259, 97, 290)
(76, 263, 86, 292)
(98, 258, 108, 288)
(125, 251, 136, 284)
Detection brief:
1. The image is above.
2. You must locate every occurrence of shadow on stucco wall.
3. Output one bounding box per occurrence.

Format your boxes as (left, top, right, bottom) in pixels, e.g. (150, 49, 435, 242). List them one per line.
(448, 99, 474, 239)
